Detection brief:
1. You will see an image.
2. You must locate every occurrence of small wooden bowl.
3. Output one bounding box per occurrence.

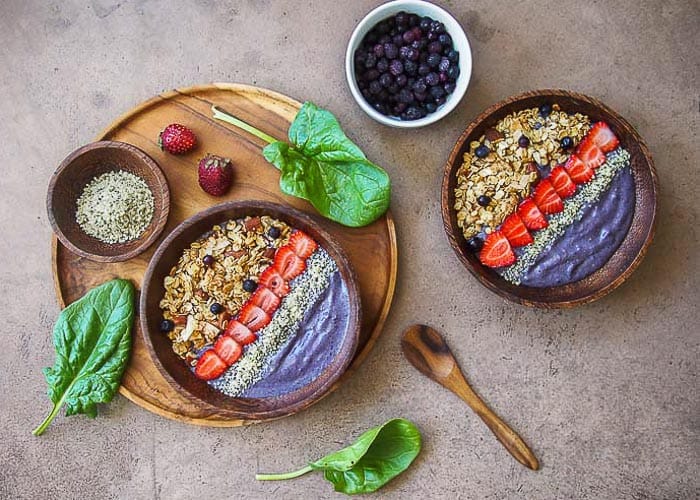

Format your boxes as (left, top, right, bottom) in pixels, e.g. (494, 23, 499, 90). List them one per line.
(441, 89, 658, 308)
(47, 141, 170, 262)
(140, 201, 362, 421)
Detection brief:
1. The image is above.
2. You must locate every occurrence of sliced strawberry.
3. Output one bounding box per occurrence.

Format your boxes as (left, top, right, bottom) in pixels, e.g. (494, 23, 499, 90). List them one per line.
(576, 140, 606, 170)
(500, 213, 533, 247)
(224, 319, 258, 345)
(565, 154, 595, 184)
(479, 231, 516, 268)
(287, 230, 318, 259)
(587, 121, 619, 153)
(274, 246, 306, 280)
(214, 335, 243, 365)
(549, 166, 576, 198)
(258, 267, 290, 297)
(250, 286, 281, 314)
(194, 350, 227, 380)
(517, 198, 548, 230)
(238, 303, 271, 331)
(532, 179, 564, 214)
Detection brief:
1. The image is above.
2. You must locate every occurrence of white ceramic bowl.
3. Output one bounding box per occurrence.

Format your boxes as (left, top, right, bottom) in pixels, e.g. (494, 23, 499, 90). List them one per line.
(345, 0, 472, 128)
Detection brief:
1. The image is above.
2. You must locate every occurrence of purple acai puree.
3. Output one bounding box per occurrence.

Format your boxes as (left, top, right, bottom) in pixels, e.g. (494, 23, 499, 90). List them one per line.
(518, 166, 635, 287)
(241, 270, 349, 398)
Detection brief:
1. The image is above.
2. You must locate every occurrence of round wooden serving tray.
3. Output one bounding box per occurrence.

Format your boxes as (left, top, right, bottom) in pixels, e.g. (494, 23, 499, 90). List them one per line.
(51, 83, 398, 426)
(441, 89, 658, 308)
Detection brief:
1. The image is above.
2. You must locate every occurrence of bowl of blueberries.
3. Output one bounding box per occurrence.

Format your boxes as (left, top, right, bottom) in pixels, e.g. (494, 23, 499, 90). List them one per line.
(346, 0, 471, 127)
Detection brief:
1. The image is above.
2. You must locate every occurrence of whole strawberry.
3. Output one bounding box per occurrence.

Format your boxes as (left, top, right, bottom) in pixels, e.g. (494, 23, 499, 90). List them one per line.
(159, 123, 197, 155)
(198, 154, 233, 196)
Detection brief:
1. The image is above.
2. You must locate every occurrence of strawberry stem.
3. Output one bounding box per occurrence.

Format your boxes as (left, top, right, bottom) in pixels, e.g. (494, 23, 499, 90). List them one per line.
(211, 105, 278, 144)
(255, 465, 313, 481)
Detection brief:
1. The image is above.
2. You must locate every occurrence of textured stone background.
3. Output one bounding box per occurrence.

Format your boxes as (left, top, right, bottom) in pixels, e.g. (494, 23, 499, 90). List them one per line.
(1, 1, 698, 499)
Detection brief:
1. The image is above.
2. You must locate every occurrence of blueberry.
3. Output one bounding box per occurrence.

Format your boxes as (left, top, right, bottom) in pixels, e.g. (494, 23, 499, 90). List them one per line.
(425, 102, 437, 113)
(412, 78, 427, 94)
(395, 11, 408, 26)
(387, 83, 400, 95)
(160, 319, 174, 332)
(477, 195, 491, 206)
(398, 88, 414, 103)
(466, 236, 484, 253)
(403, 106, 424, 120)
(389, 60, 404, 76)
(447, 65, 460, 80)
(447, 49, 459, 63)
(267, 226, 281, 238)
(419, 17, 431, 31)
(395, 74, 408, 87)
(376, 58, 389, 73)
(418, 64, 430, 76)
(560, 136, 574, 150)
(438, 57, 450, 72)
(210, 303, 223, 314)
(384, 43, 398, 59)
(406, 47, 420, 61)
(427, 52, 441, 68)
(425, 72, 440, 86)
(242, 279, 257, 293)
(428, 41, 443, 54)
(435, 96, 447, 106)
(430, 20, 445, 33)
(518, 135, 530, 148)
(429, 85, 445, 99)
(444, 82, 456, 94)
(427, 31, 438, 41)
(414, 91, 427, 102)
(475, 145, 490, 158)
(369, 80, 382, 95)
(404, 60, 418, 75)
(379, 73, 393, 88)
(373, 44, 384, 58)
(438, 33, 452, 46)
(393, 102, 407, 114)
(373, 102, 389, 115)
(365, 69, 379, 81)
(408, 14, 420, 27)
(539, 103, 552, 117)
(392, 34, 404, 46)
(202, 254, 215, 266)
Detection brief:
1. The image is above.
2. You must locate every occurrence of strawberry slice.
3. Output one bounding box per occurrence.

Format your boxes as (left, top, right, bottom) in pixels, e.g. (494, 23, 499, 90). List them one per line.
(587, 121, 619, 153)
(224, 319, 257, 345)
(274, 246, 306, 280)
(576, 140, 606, 169)
(238, 303, 271, 331)
(479, 231, 516, 268)
(500, 213, 533, 247)
(517, 198, 548, 230)
(250, 286, 281, 314)
(214, 335, 242, 365)
(564, 154, 595, 184)
(288, 230, 318, 259)
(532, 179, 564, 214)
(258, 267, 290, 297)
(549, 166, 576, 198)
(194, 350, 227, 380)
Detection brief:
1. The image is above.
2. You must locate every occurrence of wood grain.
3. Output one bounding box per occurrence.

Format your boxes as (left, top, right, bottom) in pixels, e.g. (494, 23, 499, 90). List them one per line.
(441, 89, 658, 308)
(51, 83, 398, 426)
(47, 141, 170, 262)
(401, 325, 539, 470)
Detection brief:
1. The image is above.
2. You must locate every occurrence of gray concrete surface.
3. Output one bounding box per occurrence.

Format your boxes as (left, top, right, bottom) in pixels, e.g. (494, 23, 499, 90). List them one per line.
(1, 0, 698, 498)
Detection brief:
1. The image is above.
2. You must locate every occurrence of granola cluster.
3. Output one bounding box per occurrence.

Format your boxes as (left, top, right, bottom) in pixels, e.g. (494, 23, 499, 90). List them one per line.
(159, 216, 291, 361)
(454, 104, 591, 239)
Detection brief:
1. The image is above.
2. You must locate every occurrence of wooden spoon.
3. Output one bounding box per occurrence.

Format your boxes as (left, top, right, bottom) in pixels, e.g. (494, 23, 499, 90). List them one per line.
(401, 324, 540, 470)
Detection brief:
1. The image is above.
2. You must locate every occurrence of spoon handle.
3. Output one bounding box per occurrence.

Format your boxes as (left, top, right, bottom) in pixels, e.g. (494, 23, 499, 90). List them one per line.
(450, 378, 540, 471)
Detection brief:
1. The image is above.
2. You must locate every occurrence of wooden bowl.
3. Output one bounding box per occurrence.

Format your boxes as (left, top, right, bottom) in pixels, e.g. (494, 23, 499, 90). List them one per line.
(47, 141, 170, 262)
(140, 200, 362, 421)
(441, 89, 658, 308)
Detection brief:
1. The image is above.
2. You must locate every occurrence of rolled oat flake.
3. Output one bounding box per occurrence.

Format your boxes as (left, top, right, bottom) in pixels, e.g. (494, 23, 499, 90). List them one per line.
(76, 170, 155, 244)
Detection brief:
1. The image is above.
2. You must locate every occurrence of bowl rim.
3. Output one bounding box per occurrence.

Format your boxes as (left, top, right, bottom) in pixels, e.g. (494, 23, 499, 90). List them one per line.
(46, 140, 170, 262)
(345, 0, 472, 128)
(441, 89, 659, 308)
(139, 200, 362, 420)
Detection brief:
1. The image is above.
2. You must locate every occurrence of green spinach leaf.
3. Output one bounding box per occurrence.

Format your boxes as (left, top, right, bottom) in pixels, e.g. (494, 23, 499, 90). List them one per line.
(256, 418, 421, 495)
(212, 102, 391, 228)
(33, 279, 135, 436)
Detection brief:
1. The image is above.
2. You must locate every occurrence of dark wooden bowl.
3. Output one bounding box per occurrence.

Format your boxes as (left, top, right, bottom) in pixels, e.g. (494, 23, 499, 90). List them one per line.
(140, 200, 362, 421)
(47, 141, 170, 262)
(441, 89, 658, 308)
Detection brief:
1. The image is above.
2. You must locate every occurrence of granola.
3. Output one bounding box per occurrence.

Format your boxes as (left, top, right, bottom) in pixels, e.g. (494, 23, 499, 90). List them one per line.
(454, 104, 591, 239)
(159, 216, 291, 362)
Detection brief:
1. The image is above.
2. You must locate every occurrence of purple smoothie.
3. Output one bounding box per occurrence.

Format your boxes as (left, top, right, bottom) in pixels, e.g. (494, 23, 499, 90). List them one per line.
(517, 166, 635, 287)
(241, 269, 349, 398)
